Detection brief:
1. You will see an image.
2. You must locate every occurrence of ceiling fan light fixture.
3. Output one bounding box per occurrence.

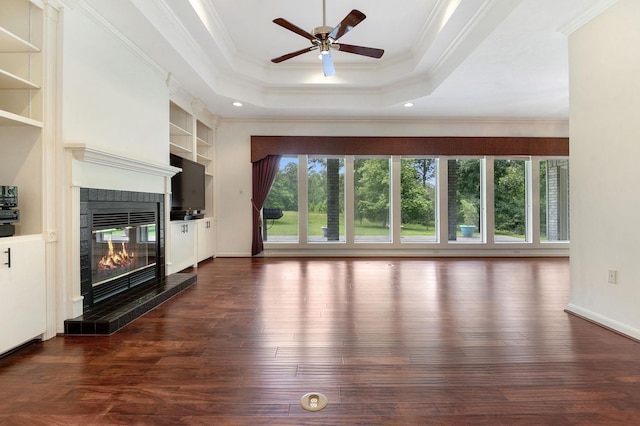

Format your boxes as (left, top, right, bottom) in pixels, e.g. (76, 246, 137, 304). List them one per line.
(232, 101, 243, 107)
(271, 4, 384, 75)
(404, 102, 414, 108)
(320, 38, 331, 54)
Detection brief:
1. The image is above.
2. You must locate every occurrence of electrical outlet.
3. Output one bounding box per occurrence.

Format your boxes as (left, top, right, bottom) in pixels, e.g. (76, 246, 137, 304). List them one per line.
(608, 269, 617, 284)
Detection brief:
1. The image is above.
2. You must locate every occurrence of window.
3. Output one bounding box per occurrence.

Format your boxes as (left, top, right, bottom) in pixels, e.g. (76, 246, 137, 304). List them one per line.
(308, 156, 345, 242)
(494, 159, 528, 243)
(263, 156, 298, 242)
(354, 157, 391, 242)
(448, 159, 483, 242)
(401, 157, 438, 243)
(261, 153, 569, 250)
(540, 159, 570, 242)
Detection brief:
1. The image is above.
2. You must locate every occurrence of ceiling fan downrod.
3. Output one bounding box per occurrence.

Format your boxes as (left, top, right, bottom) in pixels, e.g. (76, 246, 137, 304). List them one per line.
(322, 0, 326, 27)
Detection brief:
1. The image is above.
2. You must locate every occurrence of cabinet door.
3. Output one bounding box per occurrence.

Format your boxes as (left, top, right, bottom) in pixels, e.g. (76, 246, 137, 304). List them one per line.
(196, 217, 214, 262)
(169, 221, 196, 274)
(0, 236, 46, 355)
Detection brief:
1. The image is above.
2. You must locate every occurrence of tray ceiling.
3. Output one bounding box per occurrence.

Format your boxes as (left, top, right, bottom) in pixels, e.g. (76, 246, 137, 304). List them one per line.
(83, 0, 616, 120)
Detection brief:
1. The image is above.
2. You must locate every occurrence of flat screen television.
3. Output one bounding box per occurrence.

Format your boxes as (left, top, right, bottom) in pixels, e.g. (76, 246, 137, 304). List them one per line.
(169, 154, 205, 220)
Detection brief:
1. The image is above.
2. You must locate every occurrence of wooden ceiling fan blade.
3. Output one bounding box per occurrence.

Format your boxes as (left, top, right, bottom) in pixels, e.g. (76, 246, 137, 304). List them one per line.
(271, 46, 316, 63)
(322, 51, 335, 77)
(335, 43, 384, 59)
(273, 18, 317, 42)
(328, 9, 366, 41)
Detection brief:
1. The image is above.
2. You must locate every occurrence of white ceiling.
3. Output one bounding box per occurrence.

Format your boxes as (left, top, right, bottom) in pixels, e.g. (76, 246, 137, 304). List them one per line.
(83, 0, 615, 120)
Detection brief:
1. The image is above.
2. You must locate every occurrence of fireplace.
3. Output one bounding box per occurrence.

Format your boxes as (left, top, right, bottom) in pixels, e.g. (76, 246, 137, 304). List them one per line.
(80, 189, 165, 309)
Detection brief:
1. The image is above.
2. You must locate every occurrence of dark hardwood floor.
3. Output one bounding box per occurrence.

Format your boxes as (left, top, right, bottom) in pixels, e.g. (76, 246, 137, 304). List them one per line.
(2, 257, 640, 425)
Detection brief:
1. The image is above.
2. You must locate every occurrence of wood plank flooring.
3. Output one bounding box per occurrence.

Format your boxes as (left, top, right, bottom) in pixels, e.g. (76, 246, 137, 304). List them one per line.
(2, 257, 640, 424)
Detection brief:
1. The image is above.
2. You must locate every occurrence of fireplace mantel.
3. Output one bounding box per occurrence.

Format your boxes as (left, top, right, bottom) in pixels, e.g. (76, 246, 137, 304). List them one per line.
(65, 144, 180, 177)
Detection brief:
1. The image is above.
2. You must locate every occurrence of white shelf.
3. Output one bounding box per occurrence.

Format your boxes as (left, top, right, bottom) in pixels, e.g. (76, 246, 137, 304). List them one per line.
(169, 122, 191, 137)
(169, 101, 192, 136)
(0, 109, 43, 127)
(169, 142, 192, 155)
(0, 26, 39, 52)
(195, 119, 213, 177)
(197, 137, 212, 148)
(0, 68, 39, 89)
(197, 153, 212, 165)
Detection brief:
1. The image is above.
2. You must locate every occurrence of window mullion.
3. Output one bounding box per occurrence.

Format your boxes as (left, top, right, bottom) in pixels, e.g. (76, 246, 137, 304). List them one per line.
(391, 156, 402, 244)
(299, 155, 309, 245)
(345, 155, 355, 244)
(484, 157, 494, 245)
(438, 157, 449, 244)
(530, 158, 540, 244)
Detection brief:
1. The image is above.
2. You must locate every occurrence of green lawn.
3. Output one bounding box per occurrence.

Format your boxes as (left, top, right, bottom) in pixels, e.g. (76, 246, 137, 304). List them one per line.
(266, 211, 436, 237)
(266, 212, 544, 240)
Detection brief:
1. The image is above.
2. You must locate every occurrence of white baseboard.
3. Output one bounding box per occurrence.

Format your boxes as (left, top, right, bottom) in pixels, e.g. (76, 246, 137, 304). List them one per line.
(565, 303, 640, 341)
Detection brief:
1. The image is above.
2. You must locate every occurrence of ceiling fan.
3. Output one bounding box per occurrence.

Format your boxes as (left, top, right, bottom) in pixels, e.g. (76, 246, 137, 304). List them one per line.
(271, 0, 384, 77)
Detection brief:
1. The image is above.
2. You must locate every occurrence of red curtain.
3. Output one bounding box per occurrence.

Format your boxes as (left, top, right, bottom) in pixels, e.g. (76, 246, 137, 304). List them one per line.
(251, 155, 281, 256)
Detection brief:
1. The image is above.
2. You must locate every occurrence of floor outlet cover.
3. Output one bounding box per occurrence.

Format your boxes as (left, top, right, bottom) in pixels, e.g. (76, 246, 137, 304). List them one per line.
(300, 392, 328, 411)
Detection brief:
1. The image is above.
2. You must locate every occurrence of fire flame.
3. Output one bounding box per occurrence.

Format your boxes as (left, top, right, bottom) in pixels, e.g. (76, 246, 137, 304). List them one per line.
(98, 238, 134, 270)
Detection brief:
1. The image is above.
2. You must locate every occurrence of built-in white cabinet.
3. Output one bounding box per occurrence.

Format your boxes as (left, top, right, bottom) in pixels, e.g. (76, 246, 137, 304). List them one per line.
(0, 0, 46, 236)
(169, 218, 215, 273)
(168, 99, 216, 272)
(0, 235, 45, 355)
(169, 221, 196, 274)
(0, 0, 57, 345)
(196, 216, 215, 262)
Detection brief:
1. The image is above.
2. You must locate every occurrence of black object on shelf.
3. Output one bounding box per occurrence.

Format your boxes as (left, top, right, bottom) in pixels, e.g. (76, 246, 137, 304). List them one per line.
(0, 186, 19, 237)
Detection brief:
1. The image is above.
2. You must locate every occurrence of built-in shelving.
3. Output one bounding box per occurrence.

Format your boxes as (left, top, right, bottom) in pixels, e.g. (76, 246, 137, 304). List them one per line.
(168, 102, 214, 174)
(196, 120, 213, 174)
(0, 0, 50, 355)
(167, 99, 216, 267)
(0, 0, 45, 234)
(169, 101, 193, 155)
(0, 2, 42, 128)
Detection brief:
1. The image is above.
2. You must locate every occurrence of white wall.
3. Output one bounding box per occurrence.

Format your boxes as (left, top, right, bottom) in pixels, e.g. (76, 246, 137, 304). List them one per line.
(215, 118, 568, 256)
(62, 7, 168, 165)
(58, 6, 173, 327)
(567, 0, 640, 339)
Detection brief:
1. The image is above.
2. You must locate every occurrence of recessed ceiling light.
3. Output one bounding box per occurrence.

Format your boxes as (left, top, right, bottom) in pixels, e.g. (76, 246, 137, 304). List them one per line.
(232, 101, 243, 107)
(404, 102, 414, 108)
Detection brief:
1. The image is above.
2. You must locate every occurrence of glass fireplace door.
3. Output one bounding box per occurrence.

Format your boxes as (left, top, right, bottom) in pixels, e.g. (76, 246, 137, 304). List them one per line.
(91, 224, 157, 287)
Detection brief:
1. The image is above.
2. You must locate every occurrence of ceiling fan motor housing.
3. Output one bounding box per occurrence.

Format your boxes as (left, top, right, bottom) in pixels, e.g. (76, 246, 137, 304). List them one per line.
(312, 26, 333, 38)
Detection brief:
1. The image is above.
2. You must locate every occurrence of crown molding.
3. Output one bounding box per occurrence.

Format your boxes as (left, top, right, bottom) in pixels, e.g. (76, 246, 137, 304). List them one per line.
(558, 0, 619, 35)
(69, 1, 167, 79)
